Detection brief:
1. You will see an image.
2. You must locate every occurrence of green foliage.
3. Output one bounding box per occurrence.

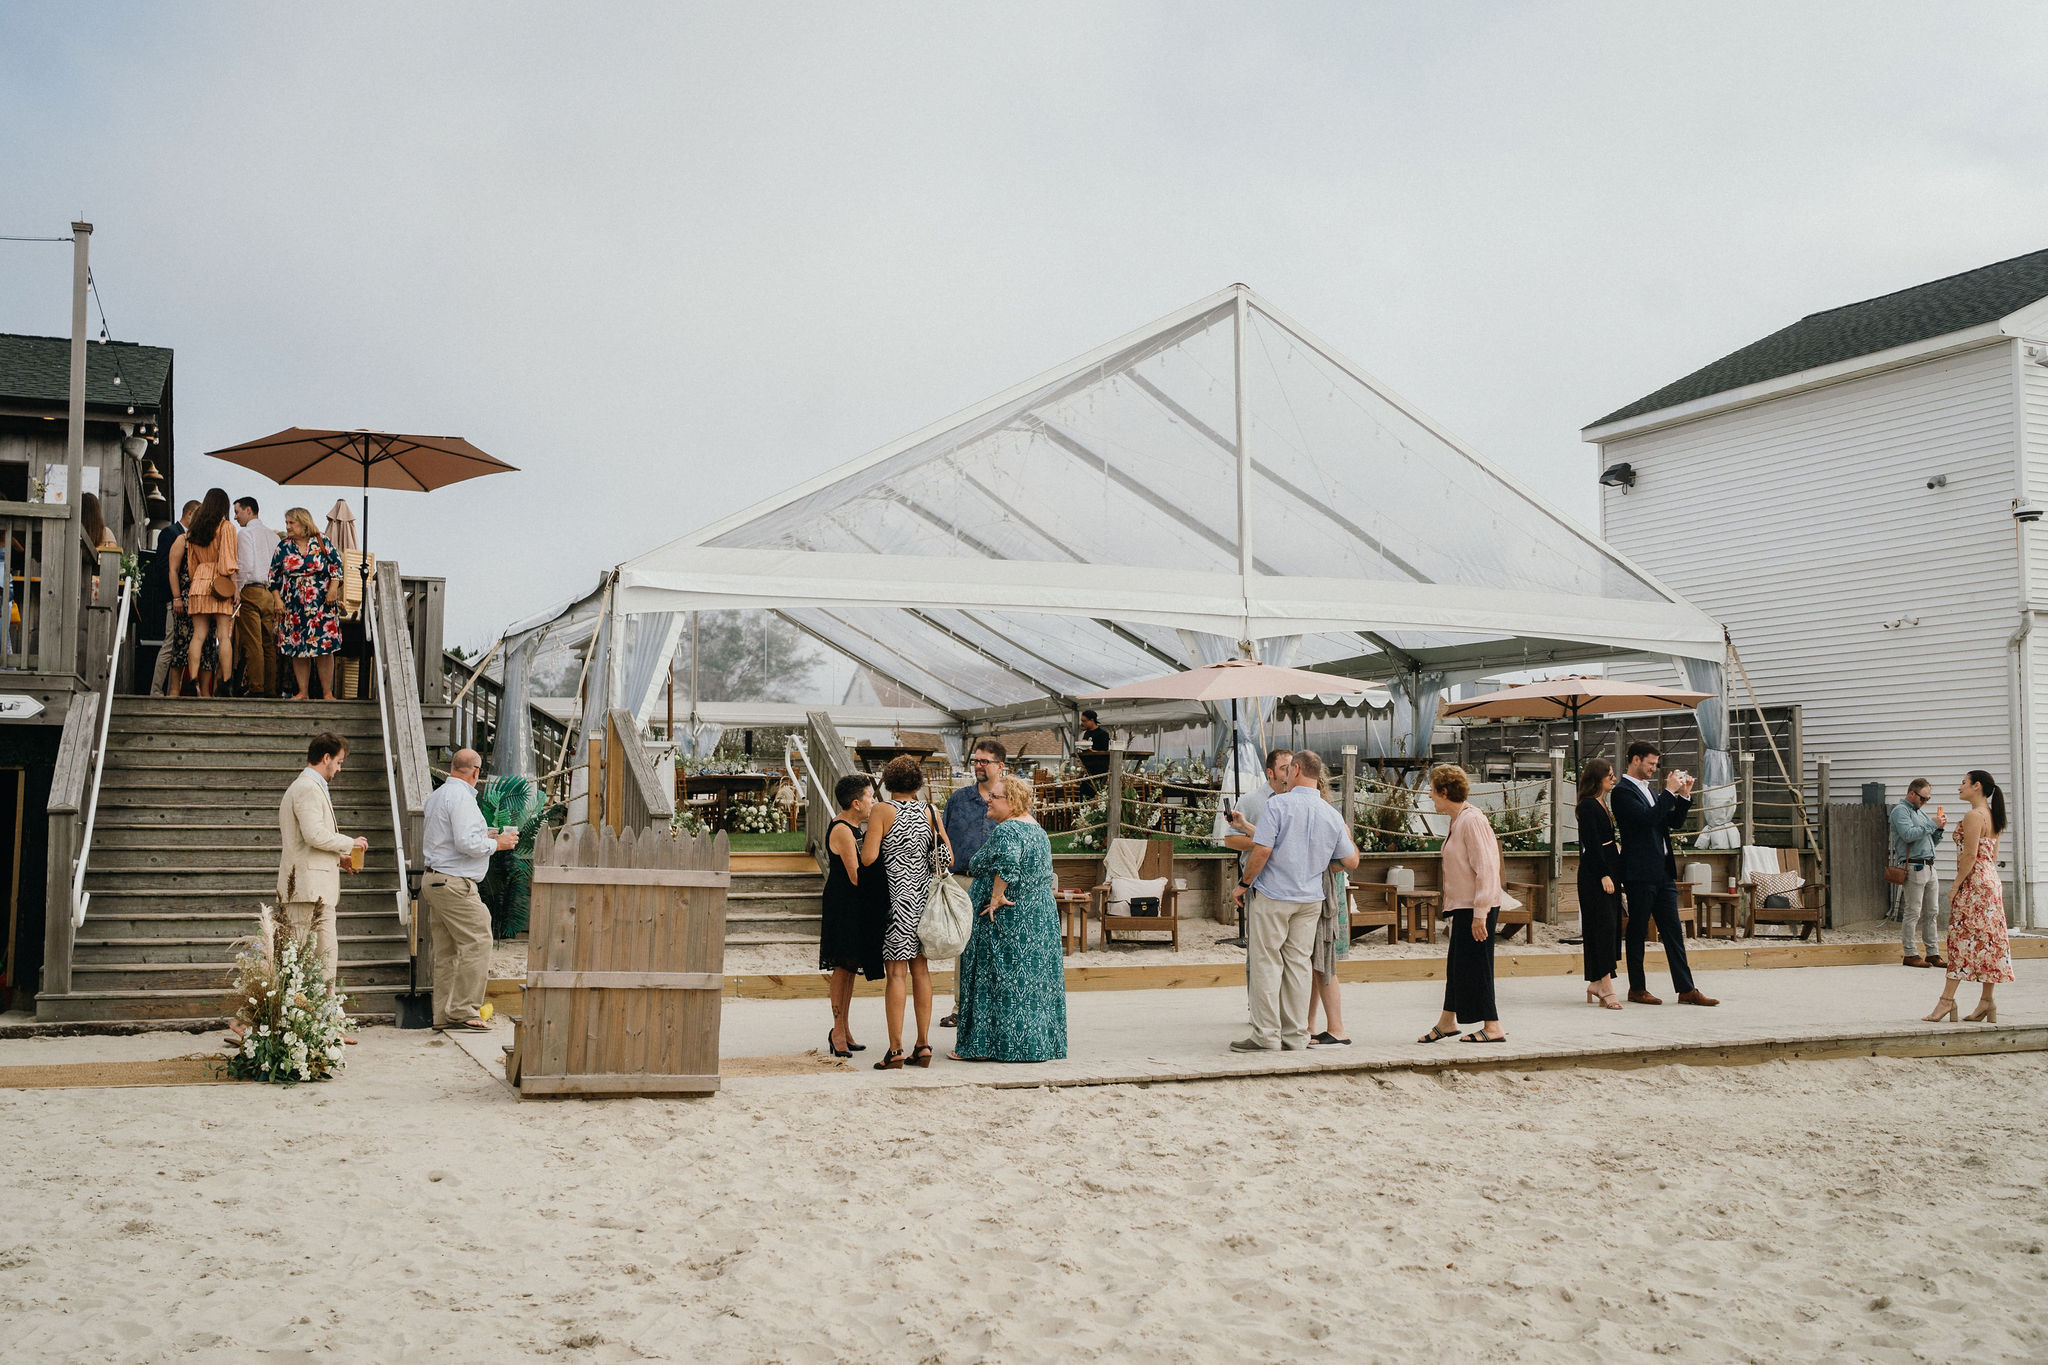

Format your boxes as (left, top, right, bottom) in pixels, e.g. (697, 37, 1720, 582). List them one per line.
(1488, 783, 1552, 851)
(225, 914, 354, 1085)
(1355, 781, 1428, 853)
(676, 611, 822, 703)
(476, 775, 543, 939)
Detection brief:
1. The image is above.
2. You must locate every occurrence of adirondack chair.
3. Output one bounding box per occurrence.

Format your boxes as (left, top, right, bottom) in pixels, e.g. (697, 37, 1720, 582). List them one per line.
(1347, 880, 1400, 944)
(1090, 837, 1181, 950)
(1740, 846, 1825, 941)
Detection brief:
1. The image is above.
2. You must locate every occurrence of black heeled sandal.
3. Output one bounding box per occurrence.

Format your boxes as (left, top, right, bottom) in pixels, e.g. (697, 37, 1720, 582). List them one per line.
(826, 1028, 851, 1060)
(874, 1049, 905, 1071)
(908, 1044, 934, 1068)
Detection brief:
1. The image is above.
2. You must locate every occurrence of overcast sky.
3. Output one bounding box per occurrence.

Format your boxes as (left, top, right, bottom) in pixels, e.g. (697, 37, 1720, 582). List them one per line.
(6, 3, 2047, 650)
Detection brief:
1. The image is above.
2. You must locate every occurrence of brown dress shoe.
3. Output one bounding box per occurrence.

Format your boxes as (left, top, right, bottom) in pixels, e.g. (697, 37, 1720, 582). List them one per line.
(1925, 955, 1947, 968)
(1903, 956, 1929, 968)
(1628, 989, 1663, 1005)
(1677, 989, 1719, 1006)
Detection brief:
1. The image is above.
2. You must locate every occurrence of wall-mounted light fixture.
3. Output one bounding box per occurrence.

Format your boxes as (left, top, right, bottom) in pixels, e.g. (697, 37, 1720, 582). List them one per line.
(1598, 462, 1636, 492)
(1926, 473, 1949, 490)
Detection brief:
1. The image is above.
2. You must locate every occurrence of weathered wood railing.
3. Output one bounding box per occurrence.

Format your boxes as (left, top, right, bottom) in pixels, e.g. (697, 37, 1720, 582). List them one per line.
(373, 563, 430, 873)
(603, 706, 674, 830)
(801, 709, 860, 870)
(440, 647, 570, 791)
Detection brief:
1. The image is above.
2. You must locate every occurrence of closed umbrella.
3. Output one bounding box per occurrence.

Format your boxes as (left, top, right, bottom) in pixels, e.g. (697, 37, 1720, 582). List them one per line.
(207, 427, 517, 694)
(324, 498, 358, 553)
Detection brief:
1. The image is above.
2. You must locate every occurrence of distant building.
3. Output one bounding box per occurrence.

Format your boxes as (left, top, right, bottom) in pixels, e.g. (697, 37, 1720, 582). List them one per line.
(0, 332, 174, 549)
(1585, 248, 2048, 924)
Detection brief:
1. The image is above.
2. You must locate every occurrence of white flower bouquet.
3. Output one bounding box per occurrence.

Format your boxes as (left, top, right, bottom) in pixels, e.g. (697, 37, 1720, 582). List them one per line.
(224, 906, 354, 1085)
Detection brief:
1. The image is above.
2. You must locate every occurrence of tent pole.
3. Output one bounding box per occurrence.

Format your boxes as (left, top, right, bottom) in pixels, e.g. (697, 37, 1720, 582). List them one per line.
(1232, 286, 1253, 639)
(1219, 694, 1249, 949)
(357, 454, 372, 699)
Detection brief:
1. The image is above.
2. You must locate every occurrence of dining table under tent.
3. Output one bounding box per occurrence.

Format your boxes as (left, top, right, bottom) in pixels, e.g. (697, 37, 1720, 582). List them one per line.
(497, 284, 1730, 830)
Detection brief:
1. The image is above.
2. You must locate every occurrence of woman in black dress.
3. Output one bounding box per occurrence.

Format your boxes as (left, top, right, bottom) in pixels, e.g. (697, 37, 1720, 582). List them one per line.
(820, 773, 883, 1057)
(1576, 758, 1626, 1009)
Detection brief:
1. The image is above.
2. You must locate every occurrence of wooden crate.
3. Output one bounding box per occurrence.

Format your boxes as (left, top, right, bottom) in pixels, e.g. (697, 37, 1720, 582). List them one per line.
(509, 824, 729, 1097)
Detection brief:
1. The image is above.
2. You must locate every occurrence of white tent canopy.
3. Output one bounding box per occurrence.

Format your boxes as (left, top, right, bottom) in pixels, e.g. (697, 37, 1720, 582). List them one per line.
(595, 285, 1720, 736)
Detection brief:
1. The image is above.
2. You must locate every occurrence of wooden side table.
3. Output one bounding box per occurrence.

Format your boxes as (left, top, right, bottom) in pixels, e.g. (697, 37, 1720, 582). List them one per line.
(1395, 890, 1441, 944)
(1055, 892, 1090, 954)
(1695, 889, 1743, 939)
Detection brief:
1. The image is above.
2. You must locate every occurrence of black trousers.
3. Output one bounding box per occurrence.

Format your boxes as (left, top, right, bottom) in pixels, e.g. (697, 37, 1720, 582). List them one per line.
(1623, 880, 1695, 995)
(1442, 908, 1499, 1024)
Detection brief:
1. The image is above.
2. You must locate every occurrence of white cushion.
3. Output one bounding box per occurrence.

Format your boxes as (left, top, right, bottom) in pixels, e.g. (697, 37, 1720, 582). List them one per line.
(1108, 876, 1168, 915)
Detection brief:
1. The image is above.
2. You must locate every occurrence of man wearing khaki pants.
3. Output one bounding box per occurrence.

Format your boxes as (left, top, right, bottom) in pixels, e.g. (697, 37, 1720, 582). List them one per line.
(277, 731, 369, 990)
(230, 497, 283, 696)
(421, 749, 518, 1032)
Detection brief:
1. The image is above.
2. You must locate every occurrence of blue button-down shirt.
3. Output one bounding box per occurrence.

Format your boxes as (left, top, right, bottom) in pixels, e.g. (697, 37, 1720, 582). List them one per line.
(423, 776, 497, 880)
(1889, 800, 1941, 864)
(944, 784, 994, 874)
(1251, 786, 1356, 904)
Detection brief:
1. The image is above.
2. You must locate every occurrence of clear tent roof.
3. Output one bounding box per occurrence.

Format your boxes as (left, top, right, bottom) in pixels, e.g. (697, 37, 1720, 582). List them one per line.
(607, 286, 1720, 724)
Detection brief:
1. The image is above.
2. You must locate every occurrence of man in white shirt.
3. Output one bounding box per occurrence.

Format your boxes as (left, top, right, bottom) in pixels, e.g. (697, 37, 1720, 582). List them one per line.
(1221, 748, 1294, 938)
(422, 748, 519, 1031)
(231, 497, 283, 697)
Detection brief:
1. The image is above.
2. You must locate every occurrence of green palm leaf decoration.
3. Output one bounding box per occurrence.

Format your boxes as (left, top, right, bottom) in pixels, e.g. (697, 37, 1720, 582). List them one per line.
(476, 775, 543, 939)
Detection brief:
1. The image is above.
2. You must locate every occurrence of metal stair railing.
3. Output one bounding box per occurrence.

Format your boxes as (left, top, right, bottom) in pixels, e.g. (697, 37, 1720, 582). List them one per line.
(68, 576, 133, 930)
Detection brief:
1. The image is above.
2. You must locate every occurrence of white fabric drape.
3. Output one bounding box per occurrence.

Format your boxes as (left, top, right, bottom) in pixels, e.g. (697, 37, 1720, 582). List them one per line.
(493, 632, 537, 778)
(621, 612, 683, 726)
(1388, 670, 1447, 766)
(1676, 653, 1739, 849)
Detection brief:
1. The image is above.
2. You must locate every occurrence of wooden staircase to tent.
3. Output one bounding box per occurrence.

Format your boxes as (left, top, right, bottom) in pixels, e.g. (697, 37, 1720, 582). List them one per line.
(38, 699, 409, 1024)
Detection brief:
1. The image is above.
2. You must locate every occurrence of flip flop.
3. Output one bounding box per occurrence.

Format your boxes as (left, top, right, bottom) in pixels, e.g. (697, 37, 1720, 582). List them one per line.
(1460, 1032, 1508, 1043)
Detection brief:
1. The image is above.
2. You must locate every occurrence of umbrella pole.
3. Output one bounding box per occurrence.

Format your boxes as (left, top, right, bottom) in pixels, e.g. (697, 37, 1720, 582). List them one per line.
(357, 465, 372, 699)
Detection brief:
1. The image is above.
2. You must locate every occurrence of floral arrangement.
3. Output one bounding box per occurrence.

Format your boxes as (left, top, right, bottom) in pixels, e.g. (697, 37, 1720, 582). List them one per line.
(726, 796, 785, 835)
(1355, 780, 1429, 853)
(224, 907, 353, 1085)
(671, 805, 711, 837)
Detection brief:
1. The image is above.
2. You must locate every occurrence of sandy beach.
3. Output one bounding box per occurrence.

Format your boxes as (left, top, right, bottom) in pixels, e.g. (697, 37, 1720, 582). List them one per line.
(5, 1027, 2044, 1362)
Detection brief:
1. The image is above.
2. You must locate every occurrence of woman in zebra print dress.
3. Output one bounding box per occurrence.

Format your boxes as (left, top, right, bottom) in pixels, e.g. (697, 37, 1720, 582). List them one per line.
(860, 755, 951, 1069)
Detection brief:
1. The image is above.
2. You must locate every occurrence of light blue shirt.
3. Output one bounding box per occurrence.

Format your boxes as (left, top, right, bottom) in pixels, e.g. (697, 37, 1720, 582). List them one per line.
(1251, 785, 1356, 904)
(1889, 800, 1940, 864)
(423, 776, 497, 880)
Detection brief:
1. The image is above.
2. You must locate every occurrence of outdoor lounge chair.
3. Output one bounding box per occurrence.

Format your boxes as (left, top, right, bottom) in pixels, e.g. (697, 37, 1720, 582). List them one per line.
(1637, 884, 1700, 941)
(1347, 880, 1400, 944)
(1090, 837, 1181, 950)
(1739, 845, 1825, 941)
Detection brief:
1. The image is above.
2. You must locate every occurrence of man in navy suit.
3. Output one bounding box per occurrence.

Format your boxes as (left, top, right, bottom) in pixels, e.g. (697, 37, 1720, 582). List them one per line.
(1611, 740, 1718, 1006)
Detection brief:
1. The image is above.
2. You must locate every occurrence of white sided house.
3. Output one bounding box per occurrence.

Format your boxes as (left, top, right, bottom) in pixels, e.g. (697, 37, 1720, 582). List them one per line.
(1584, 248, 2048, 926)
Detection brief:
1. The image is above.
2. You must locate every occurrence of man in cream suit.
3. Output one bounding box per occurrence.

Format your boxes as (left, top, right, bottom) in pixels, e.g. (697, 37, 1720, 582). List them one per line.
(278, 731, 369, 990)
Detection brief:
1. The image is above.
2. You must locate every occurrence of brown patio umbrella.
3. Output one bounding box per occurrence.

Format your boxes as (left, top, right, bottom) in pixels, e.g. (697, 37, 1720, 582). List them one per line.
(207, 427, 518, 693)
(1437, 676, 1710, 766)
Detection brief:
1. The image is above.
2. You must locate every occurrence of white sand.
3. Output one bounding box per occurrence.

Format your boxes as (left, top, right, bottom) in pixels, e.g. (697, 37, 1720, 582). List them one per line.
(4, 1032, 2045, 1361)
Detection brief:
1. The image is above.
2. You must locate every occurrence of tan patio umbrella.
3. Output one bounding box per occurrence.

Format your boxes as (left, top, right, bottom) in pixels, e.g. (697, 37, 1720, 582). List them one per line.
(1437, 676, 1710, 766)
(207, 427, 517, 693)
(324, 498, 358, 552)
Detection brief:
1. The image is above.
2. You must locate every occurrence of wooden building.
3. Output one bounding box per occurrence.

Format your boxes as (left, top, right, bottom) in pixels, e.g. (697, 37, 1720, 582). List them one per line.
(1585, 247, 2048, 925)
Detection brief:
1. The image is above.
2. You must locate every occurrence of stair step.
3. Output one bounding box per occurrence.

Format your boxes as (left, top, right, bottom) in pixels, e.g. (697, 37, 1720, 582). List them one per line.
(84, 911, 404, 939)
(74, 935, 406, 964)
(85, 868, 399, 892)
(105, 752, 385, 772)
(36, 986, 405, 1023)
(71, 960, 413, 993)
(725, 934, 818, 947)
(95, 806, 395, 828)
(113, 698, 381, 717)
(100, 771, 389, 794)
(86, 850, 398, 872)
(730, 873, 825, 895)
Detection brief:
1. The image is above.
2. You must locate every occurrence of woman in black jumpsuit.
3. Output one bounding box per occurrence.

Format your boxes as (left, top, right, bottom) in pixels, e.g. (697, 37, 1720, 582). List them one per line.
(1576, 758, 1626, 1009)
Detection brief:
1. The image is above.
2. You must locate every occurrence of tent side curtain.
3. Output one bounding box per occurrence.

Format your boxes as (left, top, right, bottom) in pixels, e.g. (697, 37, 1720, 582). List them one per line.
(614, 547, 1727, 662)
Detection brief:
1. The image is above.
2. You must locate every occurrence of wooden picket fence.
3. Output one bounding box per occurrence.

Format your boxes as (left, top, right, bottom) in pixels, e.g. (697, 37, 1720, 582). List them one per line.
(507, 824, 730, 1097)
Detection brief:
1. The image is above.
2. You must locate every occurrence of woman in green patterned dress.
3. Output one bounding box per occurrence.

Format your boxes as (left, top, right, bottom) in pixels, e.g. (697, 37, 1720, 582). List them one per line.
(951, 775, 1067, 1062)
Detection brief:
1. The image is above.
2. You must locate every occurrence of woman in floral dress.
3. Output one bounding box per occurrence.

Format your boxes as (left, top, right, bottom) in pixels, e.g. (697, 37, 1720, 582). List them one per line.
(1923, 769, 2013, 1024)
(952, 775, 1067, 1063)
(269, 507, 344, 701)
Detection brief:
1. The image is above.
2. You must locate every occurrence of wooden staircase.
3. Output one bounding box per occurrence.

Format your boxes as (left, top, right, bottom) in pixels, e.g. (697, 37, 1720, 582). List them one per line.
(37, 697, 408, 1024)
(726, 850, 823, 948)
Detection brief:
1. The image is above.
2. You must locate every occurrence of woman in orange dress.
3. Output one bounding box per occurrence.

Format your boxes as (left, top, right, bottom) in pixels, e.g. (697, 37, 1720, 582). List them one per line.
(1923, 769, 2013, 1024)
(175, 488, 239, 697)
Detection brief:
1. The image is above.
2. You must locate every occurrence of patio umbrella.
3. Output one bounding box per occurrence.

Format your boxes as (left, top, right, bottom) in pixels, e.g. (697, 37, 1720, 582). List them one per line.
(324, 499, 358, 552)
(207, 427, 517, 693)
(1437, 676, 1710, 767)
(1081, 659, 1372, 946)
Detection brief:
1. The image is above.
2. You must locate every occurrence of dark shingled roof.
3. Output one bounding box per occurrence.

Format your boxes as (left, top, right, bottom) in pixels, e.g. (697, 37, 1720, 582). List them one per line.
(0, 332, 173, 410)
(1590, 247, 2048, 429)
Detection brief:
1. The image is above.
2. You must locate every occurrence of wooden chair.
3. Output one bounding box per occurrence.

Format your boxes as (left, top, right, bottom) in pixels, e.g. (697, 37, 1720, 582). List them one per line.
(1740, 847, 1825, 942)
(1347, 881, 1400, 944)
(1091, 837, 1181, 950)
(1499, 881, 1545, 943)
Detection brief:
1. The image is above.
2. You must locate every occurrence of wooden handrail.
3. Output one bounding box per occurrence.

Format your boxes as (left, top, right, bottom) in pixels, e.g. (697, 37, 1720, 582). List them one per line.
(373, 563, 430, 821)
(605, 706, 674, 826)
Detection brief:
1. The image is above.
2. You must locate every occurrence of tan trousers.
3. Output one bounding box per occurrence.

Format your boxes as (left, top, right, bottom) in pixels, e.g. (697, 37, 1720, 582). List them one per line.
(235, 584, 283, 695)
(424, 872, 493, 1027)
(281, 900, 340, 991)
(1247, 891, 1321, 1050)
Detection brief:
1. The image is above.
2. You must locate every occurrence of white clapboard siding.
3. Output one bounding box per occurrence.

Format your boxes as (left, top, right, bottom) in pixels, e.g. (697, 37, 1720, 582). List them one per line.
(1598, 342, 2021, 890)
(2024, 360, 2048, 913)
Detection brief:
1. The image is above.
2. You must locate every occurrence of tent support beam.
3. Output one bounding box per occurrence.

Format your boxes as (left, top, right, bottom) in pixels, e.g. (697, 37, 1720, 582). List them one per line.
(1126, 369, 1432, 584)
(1020, 416, 1283, 575)
(902, 608, 1072, 702)
(1359, 631, 1422, 673)
(770, 610, 968, 716)
(956, 610, 1107, 691)
(1094, 618, 1187, 671)
(953, 468, 1086, 563)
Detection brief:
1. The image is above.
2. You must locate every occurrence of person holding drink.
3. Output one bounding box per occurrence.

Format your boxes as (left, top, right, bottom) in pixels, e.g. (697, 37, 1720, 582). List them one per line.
(1611, 740, 1718, 1006)
(421, 748, 521, 1032)
(277, 732, 372, 998)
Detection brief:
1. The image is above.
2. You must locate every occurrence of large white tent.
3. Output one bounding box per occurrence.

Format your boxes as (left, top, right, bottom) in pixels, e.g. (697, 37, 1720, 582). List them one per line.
(513, 285, 1725, 774)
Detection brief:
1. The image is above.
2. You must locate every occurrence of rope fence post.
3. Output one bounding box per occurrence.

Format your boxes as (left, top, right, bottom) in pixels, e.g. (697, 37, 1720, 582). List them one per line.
(1740, 750, 1756, 848)
(1107, 744, 1125, 841)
